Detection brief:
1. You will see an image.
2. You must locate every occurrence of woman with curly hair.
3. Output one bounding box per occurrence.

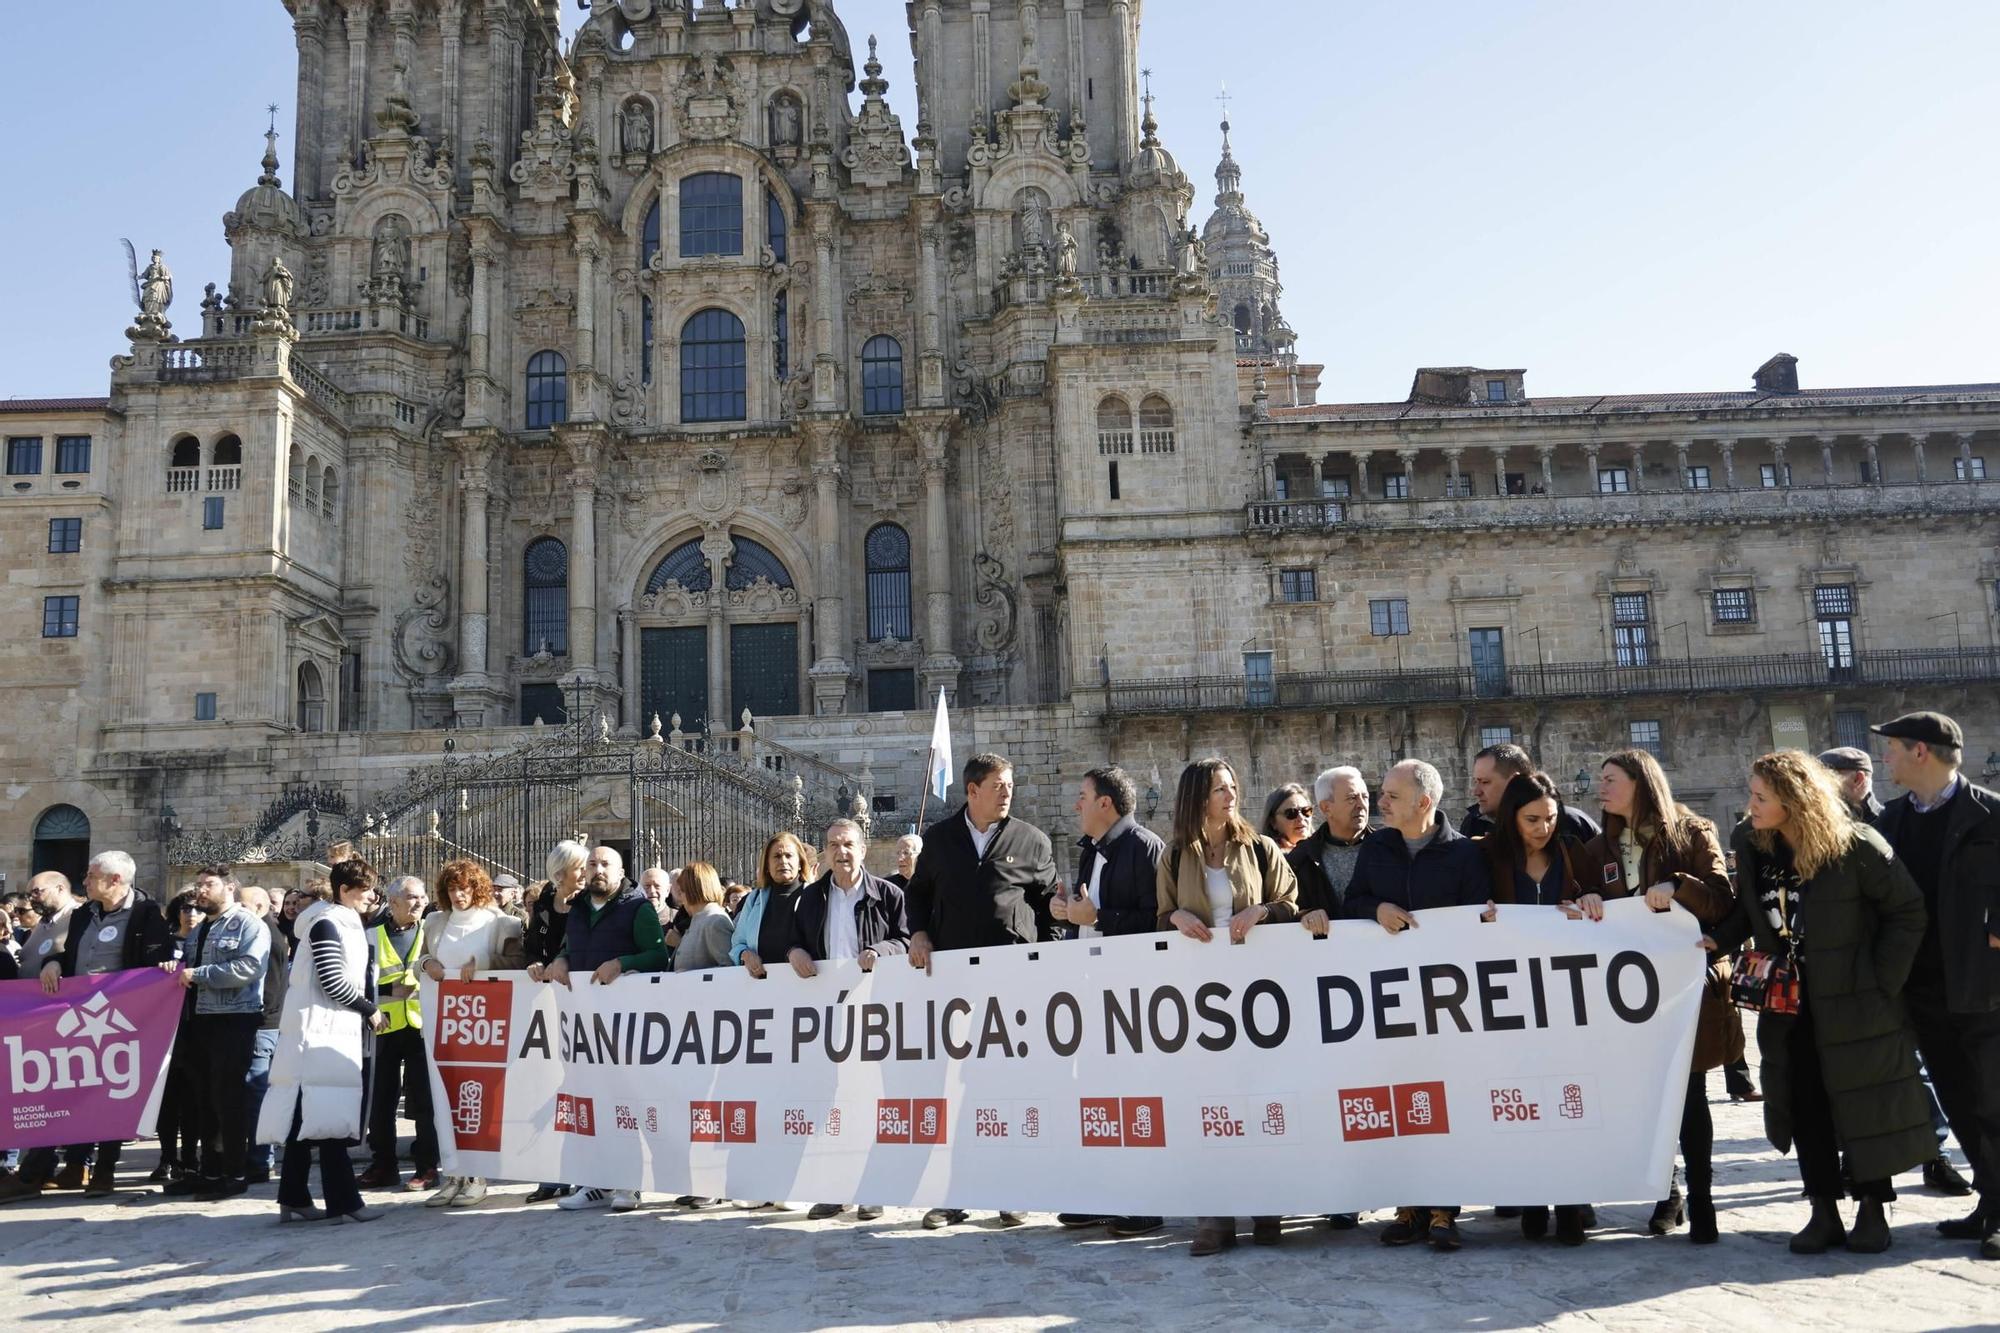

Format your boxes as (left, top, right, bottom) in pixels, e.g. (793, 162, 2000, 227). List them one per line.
(1577, 749, 1736, 1243)
(417, 859, 525, 1208)
(1713, 750, 1932, 1254)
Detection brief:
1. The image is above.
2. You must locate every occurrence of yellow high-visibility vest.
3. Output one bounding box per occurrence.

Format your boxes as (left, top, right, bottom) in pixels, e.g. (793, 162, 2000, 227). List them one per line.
(373, 918, 426, 1034)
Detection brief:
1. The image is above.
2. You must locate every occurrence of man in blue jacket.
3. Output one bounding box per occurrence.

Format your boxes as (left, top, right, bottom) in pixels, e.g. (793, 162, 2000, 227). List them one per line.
(165, 865, 271, 1201)
(1344, 759, 1489, 1252)
(1051, 764, 1166, 1237)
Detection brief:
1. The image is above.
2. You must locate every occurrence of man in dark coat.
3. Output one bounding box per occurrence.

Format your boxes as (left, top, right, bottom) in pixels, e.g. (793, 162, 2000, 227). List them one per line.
(1872, 711, 2000, 1257)
(1344, 760, 1489, 1253)
(788, 817, 910, 1225)
(1821, 744, 1968, 1194)
(1294, 764, 1372, 930)
(1050, 765, 1165, 1239)
(1458, 742, 1601, 844)
(907, 752, 1058, 1231)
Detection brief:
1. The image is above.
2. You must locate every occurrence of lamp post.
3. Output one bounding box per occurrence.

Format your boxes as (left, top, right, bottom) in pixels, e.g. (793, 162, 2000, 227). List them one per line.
(1571, 768, 1591, 801)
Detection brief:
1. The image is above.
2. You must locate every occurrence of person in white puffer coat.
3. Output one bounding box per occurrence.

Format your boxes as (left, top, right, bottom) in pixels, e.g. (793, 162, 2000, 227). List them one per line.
(255, 858, 385, 1224)
(417, 859, 525, 1208)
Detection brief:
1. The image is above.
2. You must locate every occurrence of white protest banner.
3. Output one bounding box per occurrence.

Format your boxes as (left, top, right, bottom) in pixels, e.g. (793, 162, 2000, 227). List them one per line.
(424, 899, 1704, 1215)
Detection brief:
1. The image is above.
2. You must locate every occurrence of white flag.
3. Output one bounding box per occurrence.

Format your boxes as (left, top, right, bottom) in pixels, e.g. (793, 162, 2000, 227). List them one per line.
(928, 689, 953, 802)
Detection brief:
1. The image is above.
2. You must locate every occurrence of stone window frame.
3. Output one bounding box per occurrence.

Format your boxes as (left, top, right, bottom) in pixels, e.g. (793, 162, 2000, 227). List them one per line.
(1276, 567, 1318, 604)
(1629, 718, 1666, 761)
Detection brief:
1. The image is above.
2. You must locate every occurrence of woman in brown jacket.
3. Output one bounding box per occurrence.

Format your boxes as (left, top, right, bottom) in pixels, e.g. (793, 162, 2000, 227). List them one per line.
(1577, 749, 1736, 1245)
(1156, 758, 1299, 1258)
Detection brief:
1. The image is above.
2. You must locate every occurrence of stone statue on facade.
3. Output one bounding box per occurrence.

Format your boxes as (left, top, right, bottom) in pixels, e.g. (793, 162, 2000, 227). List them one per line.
(621, 99, 653, 156)
(1054, 221, 1079, 281)
(129, 248, 174, 339)
(376, 63, 420, 135)
(256, 255, 296, 333)
(769, 93, 802, 148)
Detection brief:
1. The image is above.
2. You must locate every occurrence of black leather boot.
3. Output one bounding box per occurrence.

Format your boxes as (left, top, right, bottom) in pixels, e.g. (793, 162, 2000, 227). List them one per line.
(1789, 1196, 1846, 1254)
(1846, 1197, 1890, 1253)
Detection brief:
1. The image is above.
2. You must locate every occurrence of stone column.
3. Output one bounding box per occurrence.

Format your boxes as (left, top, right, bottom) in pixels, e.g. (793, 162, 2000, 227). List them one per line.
(1353, 450, 1371, 500)
(1629, 441, 1646, 491)
(1583, 444, 1602, 492)
(1818, 433, 1837, 485)
(1490, 446, 1508, 497)
(807, 425, 850, 713)
(811, 218, 838, 410)
(456, 446, 492, 675)
(917, 221, 944, 405)
(1395, 448, 1417, 498)
(1443, 448, 1464, 497)
(342, 0, 371, 165)
(563, 435, 603, 678)
(1860, 433, 1881, 484)
(1959, 431, 1978, 481)
(702, 529, 733, 729)
(1717, 438, 1737, 490)
(574, 237, 600, 393)
(440, 0, 465, 174)
(1769, 436, 1789, 487)
(1910, 432, 1928, 483)
(293, 0, 329, 197)
(1536, 445, 1554, 495)
(1110, 0, 1135, 161)
(1674, 439, 1691, 488)
(388, 0, 417, 85)
(919, 423, 961, 700)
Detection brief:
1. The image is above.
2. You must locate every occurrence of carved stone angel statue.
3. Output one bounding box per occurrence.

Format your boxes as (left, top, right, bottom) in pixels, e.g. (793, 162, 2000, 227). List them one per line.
(138, 250, 173, 322)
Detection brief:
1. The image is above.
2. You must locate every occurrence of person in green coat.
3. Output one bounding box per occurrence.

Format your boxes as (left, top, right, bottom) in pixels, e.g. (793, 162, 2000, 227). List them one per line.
(1715, 750, 1934, 1255)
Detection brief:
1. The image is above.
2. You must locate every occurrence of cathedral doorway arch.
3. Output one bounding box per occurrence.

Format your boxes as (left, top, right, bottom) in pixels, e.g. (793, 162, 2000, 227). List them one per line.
(31, 803, 90, 888)
(630, 529, 806, 733)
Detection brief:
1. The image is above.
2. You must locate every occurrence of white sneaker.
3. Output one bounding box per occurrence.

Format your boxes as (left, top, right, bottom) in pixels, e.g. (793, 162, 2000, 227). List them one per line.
(558, 1187, 613, 1211)
(425, 1176, 465, 1208)
(611, 1190, 641, 1212)
(449, 1177, 488, 1207)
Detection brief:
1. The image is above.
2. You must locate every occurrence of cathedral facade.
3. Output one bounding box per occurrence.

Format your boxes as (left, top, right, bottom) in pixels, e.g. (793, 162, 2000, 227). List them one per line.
(5, 0, 1999, 887)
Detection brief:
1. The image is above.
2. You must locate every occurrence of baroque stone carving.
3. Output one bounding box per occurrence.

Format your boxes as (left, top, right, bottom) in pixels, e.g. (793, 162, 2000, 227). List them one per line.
(972, 551, 1019, 652)
(689, 448, 741, 520)
(391, 574, 456, 686)
(621, 98, 654, 156)
(674, 53, 742, 141)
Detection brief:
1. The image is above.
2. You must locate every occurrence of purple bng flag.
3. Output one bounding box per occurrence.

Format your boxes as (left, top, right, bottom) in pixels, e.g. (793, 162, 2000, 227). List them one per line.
(2, 968, 182, 1148)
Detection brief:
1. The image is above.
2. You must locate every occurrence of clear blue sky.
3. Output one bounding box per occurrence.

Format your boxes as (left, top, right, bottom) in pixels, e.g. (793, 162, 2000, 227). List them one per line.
(4, 2, 1995, 401)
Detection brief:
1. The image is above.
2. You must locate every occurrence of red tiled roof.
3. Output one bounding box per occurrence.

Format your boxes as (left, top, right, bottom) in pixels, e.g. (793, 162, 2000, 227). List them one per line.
(0, 397, 111, 414)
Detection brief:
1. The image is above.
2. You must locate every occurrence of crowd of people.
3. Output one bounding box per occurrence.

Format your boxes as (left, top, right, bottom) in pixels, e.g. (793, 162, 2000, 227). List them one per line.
(3, 710, 1995, 1266)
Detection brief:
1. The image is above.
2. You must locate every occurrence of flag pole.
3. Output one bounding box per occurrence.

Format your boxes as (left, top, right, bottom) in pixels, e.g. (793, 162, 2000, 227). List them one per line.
(917, 741, 936, 828)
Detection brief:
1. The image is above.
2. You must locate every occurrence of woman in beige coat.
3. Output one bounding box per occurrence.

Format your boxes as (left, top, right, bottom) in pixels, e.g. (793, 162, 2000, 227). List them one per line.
(1155, 757, 1299, 1258)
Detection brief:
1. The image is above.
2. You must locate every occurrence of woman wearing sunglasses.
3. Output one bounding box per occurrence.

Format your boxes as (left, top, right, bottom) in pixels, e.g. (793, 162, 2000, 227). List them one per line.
(1260, 783, 1315, 854)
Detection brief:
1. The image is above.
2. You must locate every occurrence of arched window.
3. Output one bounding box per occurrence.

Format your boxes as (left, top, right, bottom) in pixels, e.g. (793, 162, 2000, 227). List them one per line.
(321, 467, 338, 517)
(212, 433, 243, 466)
(287, 444, 303, 501)
(525, 350, 568, 429)
(1095, 396, 1133, 455)
(865, 523, 912, 641)
(295, 661, 326, 731)
(523, 536, 569, 654)
(726, 536, 793, 590)
(680, 172, 743, 257)
(641, 197, 661, 268)
(681, 309, 747, 423)
(1139, 395, 1177, 455)
(861, 335, 904, 416)
(766, 187, 788, 264)
(646, 538, 711, 594)
(304, 454, 321, 505)
(30, 803, 90, 884)
(169, 435, 201, 492)
(1233, 303, 1253, 335)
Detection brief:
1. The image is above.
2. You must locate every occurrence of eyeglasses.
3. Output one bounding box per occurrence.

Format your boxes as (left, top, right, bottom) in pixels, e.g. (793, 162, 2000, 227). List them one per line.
(1281, 806, 1312, 821)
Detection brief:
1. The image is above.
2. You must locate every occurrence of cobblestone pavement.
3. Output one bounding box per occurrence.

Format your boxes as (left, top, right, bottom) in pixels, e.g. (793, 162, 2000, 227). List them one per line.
(3, 1087, 1997, 1331)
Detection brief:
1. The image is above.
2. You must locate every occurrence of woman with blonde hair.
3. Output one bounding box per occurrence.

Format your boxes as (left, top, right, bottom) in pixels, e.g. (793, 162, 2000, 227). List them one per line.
(671, 863, 735, 972)
(1156, 757, 1300, 1257)
(1712, 750, 1932, 1254)
(729, 832, 818, 979)
(1576, 748, 1736, 1242)
(417, 859, 525, 1209)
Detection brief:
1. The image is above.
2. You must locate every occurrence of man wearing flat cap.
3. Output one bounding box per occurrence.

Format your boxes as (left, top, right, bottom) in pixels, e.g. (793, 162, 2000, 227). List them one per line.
(1818, 747, 1885, 826)
(1873, 711, 2000, 1258)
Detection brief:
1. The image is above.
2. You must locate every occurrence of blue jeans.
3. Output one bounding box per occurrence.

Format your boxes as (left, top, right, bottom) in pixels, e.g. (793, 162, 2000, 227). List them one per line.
(243, 1028, 278, 1172)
